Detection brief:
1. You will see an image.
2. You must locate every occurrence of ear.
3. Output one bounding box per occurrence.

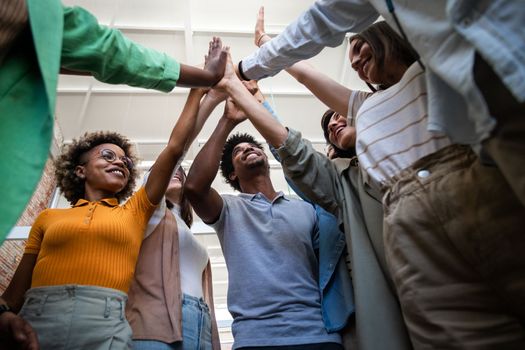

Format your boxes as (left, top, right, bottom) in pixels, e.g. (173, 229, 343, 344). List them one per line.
(229, 172, 237, 182)
(75, 165, 86, 180)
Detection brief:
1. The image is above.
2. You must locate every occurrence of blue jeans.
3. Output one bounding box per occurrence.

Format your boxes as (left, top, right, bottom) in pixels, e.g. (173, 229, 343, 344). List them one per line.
(133, 294, 212, 350)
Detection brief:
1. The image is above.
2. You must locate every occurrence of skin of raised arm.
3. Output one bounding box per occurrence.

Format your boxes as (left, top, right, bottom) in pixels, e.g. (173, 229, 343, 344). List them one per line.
(145, 88, 206, 205)
(187, 89, 227, 143)
(285, 61, 351, 117)
(184, 115, 237, 224)
(217, 56, 288, 149)
(254, 7, 351, 117)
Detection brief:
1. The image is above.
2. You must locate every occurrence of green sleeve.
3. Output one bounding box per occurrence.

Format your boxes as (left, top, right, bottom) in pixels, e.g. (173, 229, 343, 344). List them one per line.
(60, 6, 180, 92)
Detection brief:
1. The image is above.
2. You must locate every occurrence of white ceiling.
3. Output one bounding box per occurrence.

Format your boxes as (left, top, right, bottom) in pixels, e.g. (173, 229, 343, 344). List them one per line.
(54, 1, 368, 339)
(57, 0, 368, 196)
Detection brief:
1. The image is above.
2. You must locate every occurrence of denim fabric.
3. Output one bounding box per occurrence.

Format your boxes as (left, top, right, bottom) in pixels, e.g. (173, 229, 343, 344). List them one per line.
(133, 294, 212, 350)
(181, 294, 212, 350)
(133, 340, 179, 350)
(19, 285, 132, 350)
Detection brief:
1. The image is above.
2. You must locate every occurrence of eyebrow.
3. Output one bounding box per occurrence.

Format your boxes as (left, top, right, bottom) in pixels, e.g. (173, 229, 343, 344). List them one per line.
(350, 39, 362, 55)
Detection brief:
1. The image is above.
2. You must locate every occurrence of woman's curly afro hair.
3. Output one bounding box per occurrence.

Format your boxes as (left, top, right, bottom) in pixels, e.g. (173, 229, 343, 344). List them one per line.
(220, 133, 264, 192)
(55, 131, 138, 205)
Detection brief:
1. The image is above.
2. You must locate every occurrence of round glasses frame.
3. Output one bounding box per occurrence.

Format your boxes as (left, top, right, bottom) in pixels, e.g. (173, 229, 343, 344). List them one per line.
(80, 148, 134, 170)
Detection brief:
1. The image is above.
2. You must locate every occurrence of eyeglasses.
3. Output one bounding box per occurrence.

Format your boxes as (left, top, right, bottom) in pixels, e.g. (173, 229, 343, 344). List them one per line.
(81, 149, 134, 170)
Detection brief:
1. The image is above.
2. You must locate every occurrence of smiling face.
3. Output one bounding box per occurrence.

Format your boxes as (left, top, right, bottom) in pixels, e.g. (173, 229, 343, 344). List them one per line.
(327, 113, 356, 151)
(75, 143, 130, 198)
(231, 142, 267, 174)
(349, 37, 408, 88)
(165, 167, 186, 204)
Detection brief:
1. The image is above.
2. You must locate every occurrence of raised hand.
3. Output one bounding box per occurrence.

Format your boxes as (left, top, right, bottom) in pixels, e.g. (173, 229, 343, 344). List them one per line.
(203, 37, 229, 84)
(254, 7, 270, 47)
(222, 97, 248, 125)
(215, 49, 240, 92)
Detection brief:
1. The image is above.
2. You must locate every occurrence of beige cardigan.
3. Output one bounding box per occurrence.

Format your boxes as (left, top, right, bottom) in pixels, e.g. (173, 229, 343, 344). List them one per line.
(126, 209, 221, 349)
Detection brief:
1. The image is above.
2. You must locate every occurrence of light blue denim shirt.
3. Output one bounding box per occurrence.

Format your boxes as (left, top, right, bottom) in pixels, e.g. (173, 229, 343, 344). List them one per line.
(242, 0, 525, 147)
(263, 101, 355, 332)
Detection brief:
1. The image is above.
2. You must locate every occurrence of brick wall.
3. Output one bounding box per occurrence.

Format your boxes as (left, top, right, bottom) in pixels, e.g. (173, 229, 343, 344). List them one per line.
(0, 157, 57, 292)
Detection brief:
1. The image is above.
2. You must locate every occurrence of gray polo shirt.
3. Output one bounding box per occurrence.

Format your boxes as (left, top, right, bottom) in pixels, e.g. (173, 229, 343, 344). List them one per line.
(210, 192, 342, 348)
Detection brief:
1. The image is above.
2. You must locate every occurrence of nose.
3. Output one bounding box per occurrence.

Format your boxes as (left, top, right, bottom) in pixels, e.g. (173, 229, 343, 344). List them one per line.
(112, 157, 126, 169)
(350, 54, 361, 71)
(243, 145, 255, 153)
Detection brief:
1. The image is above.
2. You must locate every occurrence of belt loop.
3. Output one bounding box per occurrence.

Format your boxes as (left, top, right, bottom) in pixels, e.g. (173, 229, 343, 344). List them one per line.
(120, 299, 124, 320)
(104, 297, 110, 318)
(36, 294, 49, 316)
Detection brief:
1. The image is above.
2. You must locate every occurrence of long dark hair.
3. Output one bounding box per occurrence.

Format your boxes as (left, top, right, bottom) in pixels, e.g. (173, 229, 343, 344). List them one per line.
(321, 109, 356, 158)
(349, 21, 419, 91)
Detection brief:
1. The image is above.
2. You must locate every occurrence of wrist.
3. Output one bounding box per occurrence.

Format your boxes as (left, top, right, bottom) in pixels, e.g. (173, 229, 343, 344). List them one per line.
(238, 61, 250, 81)
(256, 33, 270, 47)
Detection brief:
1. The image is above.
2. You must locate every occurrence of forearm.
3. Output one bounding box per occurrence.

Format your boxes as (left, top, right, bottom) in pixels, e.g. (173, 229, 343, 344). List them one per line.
(241, 0, 379, 80)
(225, 80, 288, 147)
(189, 93, 225, 143)
(285, 61, 351, 116)
(146, 89, 205, 204)
(168, 89, 207, 154)
(188, 117, 237, 192)
(184, 116, 233, 223)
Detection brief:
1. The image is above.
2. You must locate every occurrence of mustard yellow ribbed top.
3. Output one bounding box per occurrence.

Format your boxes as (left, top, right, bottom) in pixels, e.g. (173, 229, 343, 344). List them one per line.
(25, 187, 157, 293)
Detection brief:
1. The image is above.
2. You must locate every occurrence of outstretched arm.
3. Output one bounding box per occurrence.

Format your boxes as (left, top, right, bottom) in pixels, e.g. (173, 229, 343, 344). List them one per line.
(185, 96, 245, 223)
(145, 88, 205, 205)
(240, 1, 379, 80)
(254, 7, 352, 117)
(217, 54, 288, 149)
(145, 38, 228, 204)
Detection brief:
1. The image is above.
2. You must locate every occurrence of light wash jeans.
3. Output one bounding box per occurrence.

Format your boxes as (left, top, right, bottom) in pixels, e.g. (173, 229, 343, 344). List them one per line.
(19, 285, 132, 350)
(133, 294, 212, 350)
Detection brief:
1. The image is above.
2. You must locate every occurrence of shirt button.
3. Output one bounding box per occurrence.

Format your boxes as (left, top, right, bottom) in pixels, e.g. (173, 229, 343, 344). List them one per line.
(417, 170, 430, 178)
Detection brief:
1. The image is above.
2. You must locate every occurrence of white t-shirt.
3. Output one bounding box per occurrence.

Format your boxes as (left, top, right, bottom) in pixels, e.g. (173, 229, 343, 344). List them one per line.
(144, 196, 208, 298)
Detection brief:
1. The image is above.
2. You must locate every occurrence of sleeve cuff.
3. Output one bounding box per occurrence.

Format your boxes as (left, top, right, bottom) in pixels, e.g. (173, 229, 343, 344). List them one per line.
(156, 56, 180, 92)
(276, 128, 302, 160)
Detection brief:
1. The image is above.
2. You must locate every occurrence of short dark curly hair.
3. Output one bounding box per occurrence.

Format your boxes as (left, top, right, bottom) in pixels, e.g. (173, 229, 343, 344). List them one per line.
(55, 131, 138, 205)
(220, 133, 264, 192)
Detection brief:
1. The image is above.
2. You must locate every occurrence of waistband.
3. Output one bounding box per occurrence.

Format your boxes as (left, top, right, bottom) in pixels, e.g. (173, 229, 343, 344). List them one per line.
(383, 144, 477, 203)
(25, 284, 127, 300)
(182, 293, 209, 312)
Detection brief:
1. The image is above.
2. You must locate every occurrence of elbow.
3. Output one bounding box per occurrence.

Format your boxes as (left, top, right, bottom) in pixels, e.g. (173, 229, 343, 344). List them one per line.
(183, 180, 200, 203)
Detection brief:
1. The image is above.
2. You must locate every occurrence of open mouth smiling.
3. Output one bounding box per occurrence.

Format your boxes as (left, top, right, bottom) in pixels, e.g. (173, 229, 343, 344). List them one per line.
(107, 167, 126, 178)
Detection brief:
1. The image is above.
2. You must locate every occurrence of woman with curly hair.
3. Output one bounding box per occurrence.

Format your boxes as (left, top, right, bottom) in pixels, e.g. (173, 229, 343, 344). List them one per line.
(0, 84, 212, 349)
